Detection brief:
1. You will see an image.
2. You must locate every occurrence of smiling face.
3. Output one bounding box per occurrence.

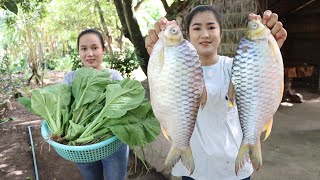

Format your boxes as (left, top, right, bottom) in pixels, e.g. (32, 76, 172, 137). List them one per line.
(78, 33, 105, 70)
(188, 11, 221, 60)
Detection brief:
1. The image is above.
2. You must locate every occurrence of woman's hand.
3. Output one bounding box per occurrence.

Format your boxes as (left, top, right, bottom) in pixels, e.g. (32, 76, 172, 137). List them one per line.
(145, 17, 176, 55)
(249, 10, 287, 48)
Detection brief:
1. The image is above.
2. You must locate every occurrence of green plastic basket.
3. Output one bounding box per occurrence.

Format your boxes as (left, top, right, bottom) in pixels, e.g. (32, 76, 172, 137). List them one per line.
(41, 121, 123, 163)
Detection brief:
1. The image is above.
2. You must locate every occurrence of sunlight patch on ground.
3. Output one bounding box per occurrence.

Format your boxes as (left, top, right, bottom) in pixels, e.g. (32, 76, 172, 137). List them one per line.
(1, 142, 20, 154)
(280, 102, 294, 107)
(15, 119, 42, 126)
(8, 170, 24, 175)
(0, 163, 8, 169)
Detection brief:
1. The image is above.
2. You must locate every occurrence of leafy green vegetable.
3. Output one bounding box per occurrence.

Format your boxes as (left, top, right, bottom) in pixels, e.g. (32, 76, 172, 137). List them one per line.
(31, 84, 71, 136)
(107, 101, 160, 146)
(18, 97, 34, 114)
(77, 78, 146, 141)
(19, 67, 160, 147)
(71, 68, 111, 124)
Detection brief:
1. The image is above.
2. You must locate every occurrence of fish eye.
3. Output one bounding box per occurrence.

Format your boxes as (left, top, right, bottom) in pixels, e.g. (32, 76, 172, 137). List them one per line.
(170, 28, 178, 34)
(251, 23, 258, 29)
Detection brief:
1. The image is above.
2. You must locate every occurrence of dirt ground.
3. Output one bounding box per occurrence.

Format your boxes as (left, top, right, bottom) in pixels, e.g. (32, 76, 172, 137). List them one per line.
(1, 71, 320, 180)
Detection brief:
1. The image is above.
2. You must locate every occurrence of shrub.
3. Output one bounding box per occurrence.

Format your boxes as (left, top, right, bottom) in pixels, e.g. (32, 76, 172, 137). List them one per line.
(104, 49, 141, 78)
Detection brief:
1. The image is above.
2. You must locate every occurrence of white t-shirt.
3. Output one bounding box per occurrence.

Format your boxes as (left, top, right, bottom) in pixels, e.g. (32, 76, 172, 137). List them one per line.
(171, 56, 253, 180)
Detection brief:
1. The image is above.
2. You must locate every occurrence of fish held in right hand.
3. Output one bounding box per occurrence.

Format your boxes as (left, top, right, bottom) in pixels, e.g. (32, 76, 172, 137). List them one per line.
(147, 23, 204, 175)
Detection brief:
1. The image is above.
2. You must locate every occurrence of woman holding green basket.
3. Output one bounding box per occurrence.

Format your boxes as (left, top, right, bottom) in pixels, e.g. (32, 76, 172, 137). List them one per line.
(62, 29, 129, 180)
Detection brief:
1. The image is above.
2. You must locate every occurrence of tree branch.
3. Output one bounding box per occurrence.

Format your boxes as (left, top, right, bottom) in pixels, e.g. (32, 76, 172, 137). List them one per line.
(160, 0, 172, 15)
(94, 0, 114, 55)
(134, 0, 146, 11)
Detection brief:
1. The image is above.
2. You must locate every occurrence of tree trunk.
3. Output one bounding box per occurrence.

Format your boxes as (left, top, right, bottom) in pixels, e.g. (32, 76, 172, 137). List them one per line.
(27, 60, 42, 86)
(160, 0, 172, 16)
(95, 0, 114, 57)
(113, 0, 149, 76)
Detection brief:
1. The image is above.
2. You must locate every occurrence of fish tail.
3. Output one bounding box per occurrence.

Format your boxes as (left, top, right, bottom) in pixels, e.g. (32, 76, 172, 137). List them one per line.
(235, 144, 250, 176)
(165, 146, 195, 174)
(181, 146, 195, 175)
(235, 143, 262, 175)
(164, 146, 183, 170)
(250, 142, 262, 172)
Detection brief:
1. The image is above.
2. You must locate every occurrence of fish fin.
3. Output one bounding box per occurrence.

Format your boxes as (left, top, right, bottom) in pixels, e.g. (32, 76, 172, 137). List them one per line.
(263, 118, 273, 141)
(268, 35, 282, 63)
(161, 127, 172, 143)
(164, 146, 183, 170)
(227, 81, 235, 108)
(200, 85, 207, 109)
(235, 143, 262, 175)
(181, 146, 195, 175)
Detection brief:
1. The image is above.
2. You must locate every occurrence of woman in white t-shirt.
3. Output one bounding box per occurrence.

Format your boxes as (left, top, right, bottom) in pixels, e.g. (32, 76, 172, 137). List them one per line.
(145, 5, 287, 180)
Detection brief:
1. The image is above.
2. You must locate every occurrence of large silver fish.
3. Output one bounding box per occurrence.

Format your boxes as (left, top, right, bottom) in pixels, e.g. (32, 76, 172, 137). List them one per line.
(229, 19, 284, 174)
(147, 23, 203, 173)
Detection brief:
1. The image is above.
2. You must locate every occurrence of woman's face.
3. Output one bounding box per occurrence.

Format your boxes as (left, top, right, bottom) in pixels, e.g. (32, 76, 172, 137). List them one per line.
(78, 33, 105, 70)
(188, 11, 221, 58)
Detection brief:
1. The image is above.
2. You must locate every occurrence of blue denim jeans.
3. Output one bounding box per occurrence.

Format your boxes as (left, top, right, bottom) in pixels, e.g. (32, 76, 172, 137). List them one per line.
(182, 176, 250, 180)
(77, 144, 129, 180)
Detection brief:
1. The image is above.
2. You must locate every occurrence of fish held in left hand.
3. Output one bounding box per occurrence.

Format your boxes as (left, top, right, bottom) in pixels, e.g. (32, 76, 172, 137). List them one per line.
(147, 23, 204, 174)
(228, 19, 284, 175)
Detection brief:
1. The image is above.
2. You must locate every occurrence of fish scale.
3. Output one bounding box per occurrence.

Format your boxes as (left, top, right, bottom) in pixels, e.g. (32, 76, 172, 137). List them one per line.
(231, 19, 284, 174)
(148, 24, 203, 174)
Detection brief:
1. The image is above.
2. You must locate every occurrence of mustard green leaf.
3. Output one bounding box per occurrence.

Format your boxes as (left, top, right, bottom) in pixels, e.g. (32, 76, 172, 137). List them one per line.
(31, 83, 71, 136)
(72, 68, 111, 109)
(107, 110, 160, 146)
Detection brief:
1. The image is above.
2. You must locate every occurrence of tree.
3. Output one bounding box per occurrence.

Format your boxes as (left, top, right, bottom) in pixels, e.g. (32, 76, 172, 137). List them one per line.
(1, 0, 49, 85)
(114, 0, 149, 75)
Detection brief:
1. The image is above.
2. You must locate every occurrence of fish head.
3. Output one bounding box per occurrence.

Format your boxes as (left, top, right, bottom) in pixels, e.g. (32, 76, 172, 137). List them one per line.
(245, 19, 270, 40)
(160, 23, 184, 47)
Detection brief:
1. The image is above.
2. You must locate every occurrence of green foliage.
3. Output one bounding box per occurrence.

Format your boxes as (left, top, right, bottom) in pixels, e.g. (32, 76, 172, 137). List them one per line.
(0, 50, 26, 102)
(0, 50, 10, 74)
(70, 48, 81, 71)
(105, 48, 141, 78)
(0, 117, 15, 124)
(1, 1, 18, 14)
(44, 53, 73, 71)
(1, 0, 166, 86)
